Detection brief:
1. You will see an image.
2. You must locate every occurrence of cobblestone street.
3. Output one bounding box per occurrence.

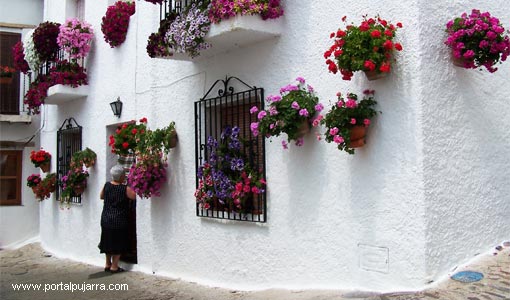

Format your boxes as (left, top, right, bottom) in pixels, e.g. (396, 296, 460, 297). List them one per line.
(1, 243, 509, 300)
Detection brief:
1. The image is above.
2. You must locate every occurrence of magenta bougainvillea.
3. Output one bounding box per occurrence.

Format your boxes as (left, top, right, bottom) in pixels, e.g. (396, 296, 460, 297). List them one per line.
(101, 1, 136, 48)
(24, 75, 52, 114)
(12, 41, 30, 74)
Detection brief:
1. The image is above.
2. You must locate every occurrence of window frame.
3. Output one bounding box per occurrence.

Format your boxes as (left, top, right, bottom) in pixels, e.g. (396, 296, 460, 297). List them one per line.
(0, 150, 22, 206)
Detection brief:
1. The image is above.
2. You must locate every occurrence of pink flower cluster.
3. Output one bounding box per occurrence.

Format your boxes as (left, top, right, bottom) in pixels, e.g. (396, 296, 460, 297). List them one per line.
(445, 9, 510, 72)
(12, 41, 30, 74)
(128, 161, 168, 198)
(57, 18, 94, 59)
(250, 77, 322, 149)
(101, 1, 136, 48)
(208, 0, 283, 24)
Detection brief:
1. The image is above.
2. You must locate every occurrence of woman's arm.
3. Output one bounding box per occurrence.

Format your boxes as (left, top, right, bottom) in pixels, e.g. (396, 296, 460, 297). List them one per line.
(126, 186, 136, 200)
(100, 187, 105, 200)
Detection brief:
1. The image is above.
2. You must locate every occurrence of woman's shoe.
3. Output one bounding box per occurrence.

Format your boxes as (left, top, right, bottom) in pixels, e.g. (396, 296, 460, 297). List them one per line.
(104, 267, 111, 272)
(110, 267, 125, 273)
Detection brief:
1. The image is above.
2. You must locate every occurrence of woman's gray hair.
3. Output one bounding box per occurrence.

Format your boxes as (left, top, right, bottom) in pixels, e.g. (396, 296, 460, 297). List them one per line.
(110, 165, 125, 182)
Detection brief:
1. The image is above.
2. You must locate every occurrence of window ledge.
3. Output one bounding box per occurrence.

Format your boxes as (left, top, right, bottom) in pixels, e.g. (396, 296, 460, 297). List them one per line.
(158, 15, 283, 61)
(0, 114, 32, 123)
(45, 84, 89, 105)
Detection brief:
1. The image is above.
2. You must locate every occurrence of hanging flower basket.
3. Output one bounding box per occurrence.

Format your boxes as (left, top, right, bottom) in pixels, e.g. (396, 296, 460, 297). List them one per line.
(168, 130, 178, 148)
(296, 120, 311, 138)
(349, 126, 367, 148)
(73, 186, 85, 196)
(364, 70, 389, 81)
(40, 161, 50, 172)
(0, 77, 13, 84)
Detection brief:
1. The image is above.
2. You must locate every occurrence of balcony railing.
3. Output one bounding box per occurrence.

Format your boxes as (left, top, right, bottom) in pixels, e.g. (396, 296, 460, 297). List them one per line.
(159, 0, 196, 20)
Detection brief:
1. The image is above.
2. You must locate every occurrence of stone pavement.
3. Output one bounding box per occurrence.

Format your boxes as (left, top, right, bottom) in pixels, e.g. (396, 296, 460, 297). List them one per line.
(0, 242, 509, 300)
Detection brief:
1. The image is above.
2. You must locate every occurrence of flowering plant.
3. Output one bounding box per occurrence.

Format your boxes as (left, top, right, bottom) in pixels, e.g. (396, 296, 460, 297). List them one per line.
(109, 118, 147, 156)
(127, 153, 167, 198)
(12, 41, 30, 74)
(165, 1, 211, 58)
(0, 66, 16, 78)
(33, 173, 57, 201)
(23, 30, 42, 71)
(208, 0, 284, 23)
(24, 75, 51, 114)
(57, 18, 94, 60)
(147, 12, 178, 58)
(70, 147, 97, 168)
(101, 1, 136, 48)
(445, 9, 510, 73)
(30, 149, 52, 167)
(318, 90, 378, 154)
(26, 174, 42, 188)
(33, 21, 61, 62)
(49, 60, 88, 87)
(250, 77, 322, 149)
(60, 167, 89, 200)
(135, 121, 176, 159)
(195, 126, 266, 212)
(325, 15, 403, 80)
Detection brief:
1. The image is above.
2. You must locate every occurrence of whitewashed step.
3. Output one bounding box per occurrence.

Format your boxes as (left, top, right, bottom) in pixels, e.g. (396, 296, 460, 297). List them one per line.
(45, 85, 89, 105)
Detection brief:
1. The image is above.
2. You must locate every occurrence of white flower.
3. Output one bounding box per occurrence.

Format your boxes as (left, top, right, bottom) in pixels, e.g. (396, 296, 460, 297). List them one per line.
(23, 29, 41, 72)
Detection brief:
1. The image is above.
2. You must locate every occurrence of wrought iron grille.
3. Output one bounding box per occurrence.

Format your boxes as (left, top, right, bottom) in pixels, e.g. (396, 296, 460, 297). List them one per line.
(56, 118, 82, 203)
(195, 76, 266, 222)
(159, 0, 196, 20)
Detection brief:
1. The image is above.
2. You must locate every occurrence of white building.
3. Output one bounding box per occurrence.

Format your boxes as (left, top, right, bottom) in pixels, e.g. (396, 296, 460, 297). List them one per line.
(2, 0, 510, 292)
(0, 0, 43, 247)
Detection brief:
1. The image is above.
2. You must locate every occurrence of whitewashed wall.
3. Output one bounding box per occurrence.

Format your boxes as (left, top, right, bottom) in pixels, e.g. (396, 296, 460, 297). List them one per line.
(0, 0, 43, 248)
(38, 0, 510, 292)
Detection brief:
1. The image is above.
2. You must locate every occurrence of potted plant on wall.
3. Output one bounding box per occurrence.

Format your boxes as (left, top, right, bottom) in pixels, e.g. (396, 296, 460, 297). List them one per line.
(250, 77, 323, 149)
(195, 126, 266, 212)
(30, 149, 52, 172)
(445, 9, 510, 72)
(318, 90, 379, 154)
(325, 15, 403, 81)
(101, 1, 136, 48)
(26, 174, 42, 194)
(61, 167, 89, 200)
(126, 120, 177, 198)
(32, 173, 57, 201)
(57, 18, 94, 60)
(208, 0, 284, 23)
(0, 66, 16, 84)
(109, 118, 148, 169)
(71, 147, 97, 168)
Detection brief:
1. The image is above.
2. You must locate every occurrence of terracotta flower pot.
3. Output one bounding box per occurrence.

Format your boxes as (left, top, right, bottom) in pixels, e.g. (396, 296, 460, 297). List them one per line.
(349, 126, 367, 148)
(0, 77, 13, 84)
(31, 186, 38, 194)
(168, 130, 178, 148)
(73, 186, 85, 196)
(296, 120, 310, 138)
(451, 53, 468, 68)
(40, 162, 50, 173)
(364, 70, 389, 81)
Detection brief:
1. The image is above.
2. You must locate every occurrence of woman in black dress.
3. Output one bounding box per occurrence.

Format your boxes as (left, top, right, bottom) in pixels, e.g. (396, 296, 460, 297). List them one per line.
(99, 165, 136, 273)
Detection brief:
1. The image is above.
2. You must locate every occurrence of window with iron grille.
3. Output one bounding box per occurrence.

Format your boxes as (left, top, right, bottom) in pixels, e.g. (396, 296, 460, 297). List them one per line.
(57, 118, 82, 203)
(195, 76, 266, 222)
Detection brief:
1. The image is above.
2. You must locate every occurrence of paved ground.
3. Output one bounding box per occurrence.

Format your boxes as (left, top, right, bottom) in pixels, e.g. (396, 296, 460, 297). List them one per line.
(0, 242, 509, 300)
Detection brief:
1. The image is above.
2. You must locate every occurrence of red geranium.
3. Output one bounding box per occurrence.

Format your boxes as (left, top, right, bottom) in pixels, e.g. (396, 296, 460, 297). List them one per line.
(30, 149, 51, 167)
(109, 118, 147, 156)
(325, 15, 403, 80)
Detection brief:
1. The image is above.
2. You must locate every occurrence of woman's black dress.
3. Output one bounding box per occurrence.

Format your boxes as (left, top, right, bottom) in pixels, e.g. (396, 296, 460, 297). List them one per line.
(98, 182, 130, 254)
